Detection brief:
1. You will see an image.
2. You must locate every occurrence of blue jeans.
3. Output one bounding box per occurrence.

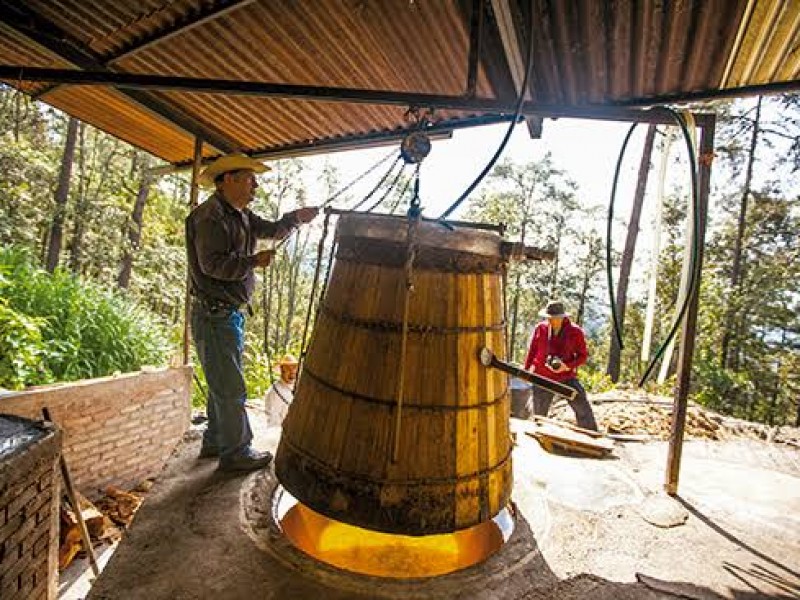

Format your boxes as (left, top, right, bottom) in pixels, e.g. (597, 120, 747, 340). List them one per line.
(192, 306, 253, 458)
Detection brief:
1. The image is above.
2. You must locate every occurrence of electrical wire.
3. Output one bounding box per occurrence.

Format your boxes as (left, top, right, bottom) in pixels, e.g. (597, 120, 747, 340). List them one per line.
(437, 0, 535, 220)
(606, 123, 639, 352)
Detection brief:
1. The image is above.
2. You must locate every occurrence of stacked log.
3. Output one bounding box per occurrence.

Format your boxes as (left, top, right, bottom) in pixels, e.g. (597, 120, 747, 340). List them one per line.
(58, 482, 148, 570)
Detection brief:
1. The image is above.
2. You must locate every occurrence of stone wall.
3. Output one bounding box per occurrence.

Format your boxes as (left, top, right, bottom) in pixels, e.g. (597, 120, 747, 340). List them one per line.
(0, 367, 191, 499)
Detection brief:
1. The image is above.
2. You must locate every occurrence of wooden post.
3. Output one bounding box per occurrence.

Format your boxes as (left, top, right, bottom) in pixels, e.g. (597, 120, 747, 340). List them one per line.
(42, 407, 100, 577)
(665, 114, 716, 495)
(182, 137, 204, 365)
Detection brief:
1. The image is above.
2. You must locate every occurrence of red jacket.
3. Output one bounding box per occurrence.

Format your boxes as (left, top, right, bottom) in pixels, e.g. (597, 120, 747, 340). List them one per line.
(523, 317, 588, 382)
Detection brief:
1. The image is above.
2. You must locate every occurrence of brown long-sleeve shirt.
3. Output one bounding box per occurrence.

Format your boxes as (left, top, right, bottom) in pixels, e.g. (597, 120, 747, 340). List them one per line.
(186, 192, 294, 306)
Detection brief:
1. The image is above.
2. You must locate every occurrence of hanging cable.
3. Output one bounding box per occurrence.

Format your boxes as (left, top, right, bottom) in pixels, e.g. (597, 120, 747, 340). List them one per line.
(389, 174, 413, 214)
(365, 162, 408, 212)
(605, 123, 639, 352)
(321, 148, 397, 207)
(349, 154, 403, 211)
(295, 210, 332, 391)
(437, 0, 535, 220)
(272, 152, 402, 252)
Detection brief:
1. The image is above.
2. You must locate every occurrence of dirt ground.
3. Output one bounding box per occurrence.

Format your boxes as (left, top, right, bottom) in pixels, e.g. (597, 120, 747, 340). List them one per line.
(77, 405, 800, 600)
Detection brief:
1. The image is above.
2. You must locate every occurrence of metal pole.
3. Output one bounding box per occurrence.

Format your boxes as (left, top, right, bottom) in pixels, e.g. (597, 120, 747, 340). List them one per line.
(0, 65, 735, 125)
(182, 137, 204, 365)
(665, 114, 716, 495)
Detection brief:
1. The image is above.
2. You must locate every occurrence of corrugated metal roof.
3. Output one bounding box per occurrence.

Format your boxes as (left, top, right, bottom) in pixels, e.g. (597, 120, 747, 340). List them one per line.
(0, 0, 798, 165)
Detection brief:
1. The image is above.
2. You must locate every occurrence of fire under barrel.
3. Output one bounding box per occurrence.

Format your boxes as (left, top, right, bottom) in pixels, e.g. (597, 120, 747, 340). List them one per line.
(275, 213, 513, 535)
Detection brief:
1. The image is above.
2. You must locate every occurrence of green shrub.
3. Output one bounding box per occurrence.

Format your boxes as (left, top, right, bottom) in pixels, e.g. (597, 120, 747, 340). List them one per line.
(0, 247, 170, 387)
(580, 367, 615, 394)
(0, 300, 53, 389)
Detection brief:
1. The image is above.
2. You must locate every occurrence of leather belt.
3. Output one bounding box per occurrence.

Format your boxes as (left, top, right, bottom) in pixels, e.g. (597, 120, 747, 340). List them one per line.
(192, 297, 250, 315)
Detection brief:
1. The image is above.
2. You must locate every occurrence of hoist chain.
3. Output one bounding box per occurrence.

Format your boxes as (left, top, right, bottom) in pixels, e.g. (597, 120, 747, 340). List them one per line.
(392, 211, 420, 463)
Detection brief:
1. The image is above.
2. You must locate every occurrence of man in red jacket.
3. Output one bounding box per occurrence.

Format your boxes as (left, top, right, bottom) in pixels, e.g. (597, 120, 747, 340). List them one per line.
(524, 300, 598, 431)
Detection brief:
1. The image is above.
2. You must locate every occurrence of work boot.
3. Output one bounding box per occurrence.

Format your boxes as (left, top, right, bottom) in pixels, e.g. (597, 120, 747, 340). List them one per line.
(217, 448, 273, 472)
(198, 445, 220, 459)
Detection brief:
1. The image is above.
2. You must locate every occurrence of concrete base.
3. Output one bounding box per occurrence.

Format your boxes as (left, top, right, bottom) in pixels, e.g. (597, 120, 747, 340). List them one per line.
(84, 412, 800, 599)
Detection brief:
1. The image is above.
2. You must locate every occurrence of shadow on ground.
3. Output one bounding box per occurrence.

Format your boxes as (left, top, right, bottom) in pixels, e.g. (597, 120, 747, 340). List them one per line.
(83, 435, 792, 600)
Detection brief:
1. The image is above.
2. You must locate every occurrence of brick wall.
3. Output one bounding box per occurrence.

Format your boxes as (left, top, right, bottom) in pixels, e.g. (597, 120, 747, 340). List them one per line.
(0, 367, 191, 499)
(0, 420, 61, 600)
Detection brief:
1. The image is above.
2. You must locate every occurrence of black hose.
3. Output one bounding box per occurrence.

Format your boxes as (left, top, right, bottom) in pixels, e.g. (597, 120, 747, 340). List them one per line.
(606, 122, 639, 352)
(437, 0, 534, 220)
(638, 110, 700, 386)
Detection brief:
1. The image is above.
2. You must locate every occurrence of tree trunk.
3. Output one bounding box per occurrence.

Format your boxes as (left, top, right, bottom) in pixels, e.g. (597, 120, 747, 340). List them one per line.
(68, 123, 88, 273)
(12, 91, 21, 142)
(272, 259, 284, 350)
(508, 216, 530, 362)
(45, 117, 79, 273)
(263, 263, 274, 354)
(549, 223, 562, 296)
(118, 155, 152, 288)
(576, 236, 601, 327)
(607, 124, 657, 382)
(721, 96, 762, 368)
(282, 240, 303, 349)
(508, 271, 523, 362)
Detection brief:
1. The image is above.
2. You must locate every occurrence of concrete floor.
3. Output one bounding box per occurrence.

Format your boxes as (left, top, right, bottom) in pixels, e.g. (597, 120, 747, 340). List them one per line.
(81, 410, 800, 599)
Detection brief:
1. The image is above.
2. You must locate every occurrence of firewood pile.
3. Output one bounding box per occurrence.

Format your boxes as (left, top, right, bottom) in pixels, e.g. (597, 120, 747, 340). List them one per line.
(548, 389, 800, 444)
(58, 482, 150, 570)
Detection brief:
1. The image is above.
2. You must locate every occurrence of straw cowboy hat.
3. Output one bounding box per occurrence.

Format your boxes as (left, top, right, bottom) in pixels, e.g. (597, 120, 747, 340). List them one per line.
(198, 153, 271, 188)
(276, 354, 299, 368)
(539, 300, 569, 318)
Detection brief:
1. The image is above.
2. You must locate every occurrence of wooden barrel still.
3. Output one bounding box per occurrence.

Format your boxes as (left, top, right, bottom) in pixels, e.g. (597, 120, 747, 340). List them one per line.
(275, 213, 512, 535)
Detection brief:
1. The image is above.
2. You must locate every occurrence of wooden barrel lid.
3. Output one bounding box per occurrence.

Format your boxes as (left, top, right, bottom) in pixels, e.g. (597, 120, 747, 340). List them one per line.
(335, 213, 504, 272)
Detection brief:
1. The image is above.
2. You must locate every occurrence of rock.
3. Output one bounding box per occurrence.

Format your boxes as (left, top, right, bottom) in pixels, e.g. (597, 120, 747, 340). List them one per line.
(637, 494, 689, 528)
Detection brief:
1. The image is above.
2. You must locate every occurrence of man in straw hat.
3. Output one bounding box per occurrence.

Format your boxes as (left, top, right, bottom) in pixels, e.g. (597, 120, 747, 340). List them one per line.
(264, 354, 298, 427)
(187, 154, 318, 471)
(524, 300, 598, 431)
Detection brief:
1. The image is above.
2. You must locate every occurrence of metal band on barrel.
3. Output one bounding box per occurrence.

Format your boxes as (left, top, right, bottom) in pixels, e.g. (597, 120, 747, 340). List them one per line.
(302, 366, 508, 411)
(319, 303, 506, 335)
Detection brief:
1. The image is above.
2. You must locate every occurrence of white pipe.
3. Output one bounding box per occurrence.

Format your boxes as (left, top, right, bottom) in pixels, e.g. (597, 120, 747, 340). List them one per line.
(641, 128, 672, 363)
(658, 113, 698, 384)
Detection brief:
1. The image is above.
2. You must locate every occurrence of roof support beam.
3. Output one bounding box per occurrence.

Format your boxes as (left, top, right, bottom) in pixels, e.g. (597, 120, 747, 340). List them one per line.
(0, 2, 239, 154)
(107, 0, 256, 64)
(151, 114, 517, 175)
(0, 64, 726, 126)
(465, 0, 486, 97)
(488, 0, 543, 138)
(490, 0, 526, 92)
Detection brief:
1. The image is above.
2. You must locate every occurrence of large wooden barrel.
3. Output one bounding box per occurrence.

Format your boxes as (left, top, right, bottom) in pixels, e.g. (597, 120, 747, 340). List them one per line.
(275, 213, 512, 535)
